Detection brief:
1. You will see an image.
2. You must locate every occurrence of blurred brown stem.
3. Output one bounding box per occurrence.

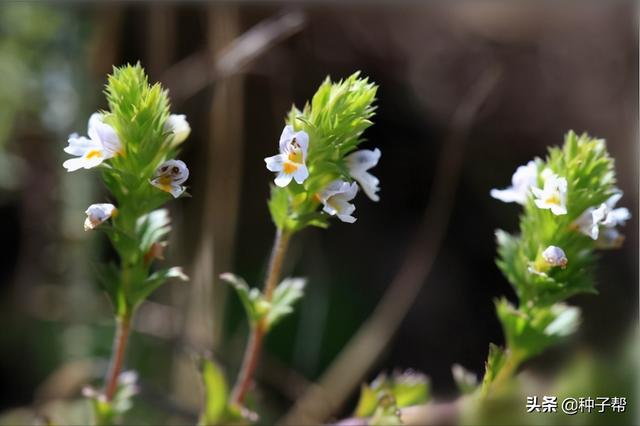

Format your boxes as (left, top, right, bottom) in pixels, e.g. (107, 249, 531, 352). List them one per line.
(104, 313, 131, 401)
(231, 228, 292, 406)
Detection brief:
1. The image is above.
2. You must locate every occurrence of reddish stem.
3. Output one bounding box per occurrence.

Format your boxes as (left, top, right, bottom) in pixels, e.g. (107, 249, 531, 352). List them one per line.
(230, 228, 291, 406)
(104, 314, 131, 401)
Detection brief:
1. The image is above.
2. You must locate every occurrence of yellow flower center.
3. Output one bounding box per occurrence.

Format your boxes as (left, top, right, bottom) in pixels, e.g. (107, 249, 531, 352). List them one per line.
(157, 176, 174, 192)
(283, 150, 303, 175)
(283, 161, 299, 174)
(86, 149, 103, 159)
(545, 193, 561, 206)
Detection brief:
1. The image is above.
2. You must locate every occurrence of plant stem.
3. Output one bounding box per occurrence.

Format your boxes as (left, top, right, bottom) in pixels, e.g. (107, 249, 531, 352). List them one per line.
(231, 228, 291, 406)
(104, 313, 132, 401)
(481, 349, 523, 398)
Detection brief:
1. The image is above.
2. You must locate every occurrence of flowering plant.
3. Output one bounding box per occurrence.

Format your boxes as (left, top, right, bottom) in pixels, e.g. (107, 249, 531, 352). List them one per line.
(63, 63, 191, 423)
(481, 131, 630, 395)
(200, 72, 382, 424)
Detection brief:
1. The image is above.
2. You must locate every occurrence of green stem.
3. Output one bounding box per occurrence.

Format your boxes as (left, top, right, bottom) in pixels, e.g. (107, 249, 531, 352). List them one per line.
(481, 348, 524, 398)
(230, 228, 292, 406)
(104, 313, 132, 401)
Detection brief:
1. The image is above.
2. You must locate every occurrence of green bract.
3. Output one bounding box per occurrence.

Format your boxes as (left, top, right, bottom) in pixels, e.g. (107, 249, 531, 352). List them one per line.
(484, 131, 627, 390)
(71, 63, 190, 317)
(221, 273, 306, 331)
(354, 370, 431, 425)
(268, 72, 378, 231)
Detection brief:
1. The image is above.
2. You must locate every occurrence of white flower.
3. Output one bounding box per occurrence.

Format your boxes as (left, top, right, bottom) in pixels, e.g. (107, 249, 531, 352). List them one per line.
(542, 245, 568, 268)
(150, 159, 189, 198)
(575, 192, 630, 240)
(319, 180, 359, 223)
(63, 113, 123, 172)
(346, 148, 381, 201)
(164, 114, 191, 147)
(84, 203, 117, 231)
(531, 170, 568, 215)
(490, 160, 537, 205)
(264, 125, 309, 187)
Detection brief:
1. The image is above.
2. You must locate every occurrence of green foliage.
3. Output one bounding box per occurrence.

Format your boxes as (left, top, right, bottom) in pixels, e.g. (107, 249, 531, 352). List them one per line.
(480, 344, 507, 391)
(495, 298, 580, 361)
(497, 132, 616, 308)
(197, 357, 248, 426)
(85, 372, 138, 426)
(200, 359, 228, 425)
(268, 72, 378, 231)
(355, 370, 430, 422)
(266, 277, 305, 328)
(76, 64, 190, 318)
(221, 273, 306, 331)
(484, 131, 626, 391)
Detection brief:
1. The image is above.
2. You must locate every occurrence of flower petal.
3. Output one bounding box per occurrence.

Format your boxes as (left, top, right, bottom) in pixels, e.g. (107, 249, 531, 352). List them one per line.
(274, 172, 293, 187)
(292, 164, 309, 184)
(346, 148, 381, 174)
(265, 154, 285, 172)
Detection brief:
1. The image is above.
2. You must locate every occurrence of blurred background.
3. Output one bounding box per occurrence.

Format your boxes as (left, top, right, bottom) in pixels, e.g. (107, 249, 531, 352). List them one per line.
(0, 1, 637, 425)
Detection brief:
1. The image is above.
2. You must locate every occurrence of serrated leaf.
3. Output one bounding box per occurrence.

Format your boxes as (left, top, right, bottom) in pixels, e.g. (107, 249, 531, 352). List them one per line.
(266, 277, 306, 329)
(482, 343, 507, 389)
(220, 273, 263, 325)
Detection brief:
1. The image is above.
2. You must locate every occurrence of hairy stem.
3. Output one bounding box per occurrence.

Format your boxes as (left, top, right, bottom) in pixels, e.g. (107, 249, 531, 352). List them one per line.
(231, 228, 291, 406)
(104, 313, 132, 401)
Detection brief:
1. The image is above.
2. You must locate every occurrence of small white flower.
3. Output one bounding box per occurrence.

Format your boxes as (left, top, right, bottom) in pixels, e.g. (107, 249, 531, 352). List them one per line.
(63, 113, 123, 172)
(264, 125, 309, 187)
(542, 245, 568, 268)
(319, 180, 359, 223)
(150, 159, 189, 198)
(84, 203, 117, 231)
(490, 160, 537, 205)
(164, 114, 191, 147)
(575, 192, 631, 240)
(531, 170, 568, 215)
(346, 148, 381, 202)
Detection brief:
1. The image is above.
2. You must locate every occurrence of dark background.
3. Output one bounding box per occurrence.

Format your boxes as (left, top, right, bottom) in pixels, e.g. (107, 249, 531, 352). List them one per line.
(0, 2, 637, 424)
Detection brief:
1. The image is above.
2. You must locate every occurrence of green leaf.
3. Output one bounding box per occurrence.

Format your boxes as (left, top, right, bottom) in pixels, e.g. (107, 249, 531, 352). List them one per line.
(84, 371, 139, 426)
(354, 384, 378, 418)
(199, 358, 228, 426)
(94, 262, 125, 314)
(481, 343, 507, 390)
(495, 299, 580, 361)
(220, 273, 264, 325)
(128, 266, 188, 309)
(355, 370, 430, 420)
(268, 185, 290, 230)
(389, 370, 430, 408)
(266, 277, 306, 329)
(136, 209, 171, 254)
